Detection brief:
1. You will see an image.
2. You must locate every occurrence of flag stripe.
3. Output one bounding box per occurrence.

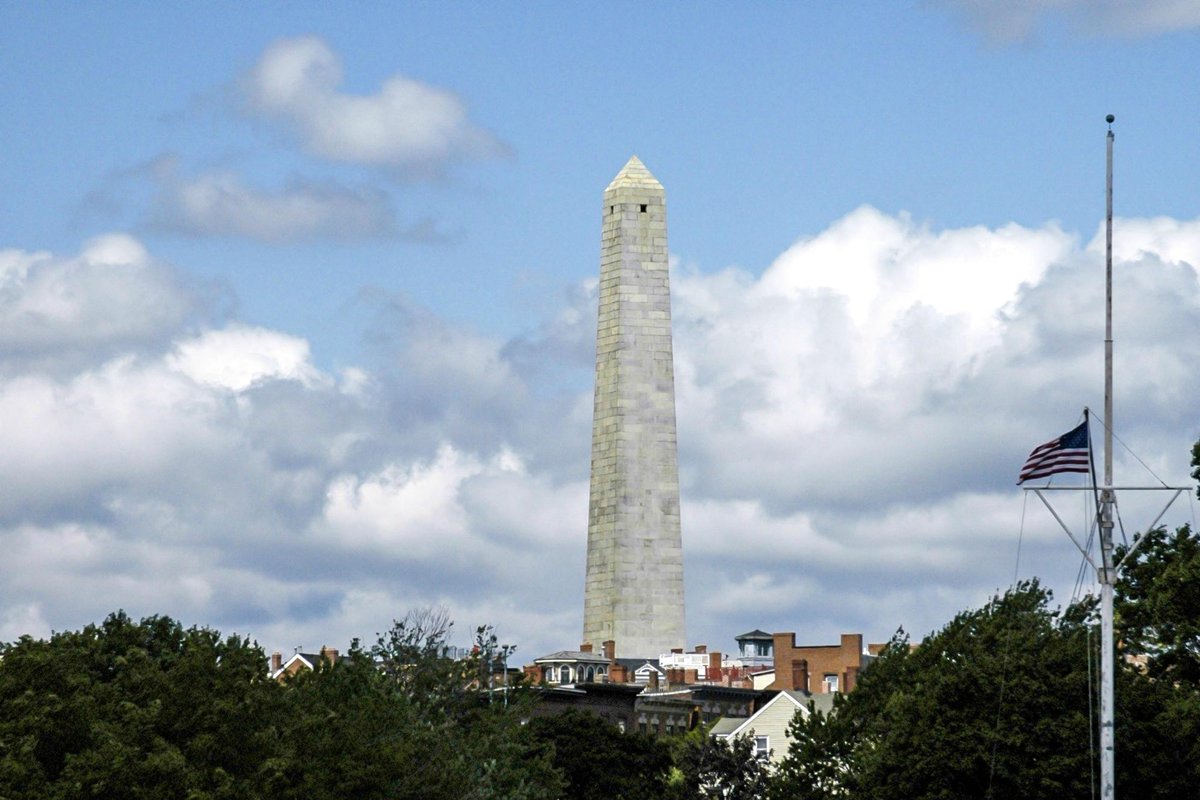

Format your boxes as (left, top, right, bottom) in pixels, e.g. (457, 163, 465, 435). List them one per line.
(1017, 420, 1091, 484)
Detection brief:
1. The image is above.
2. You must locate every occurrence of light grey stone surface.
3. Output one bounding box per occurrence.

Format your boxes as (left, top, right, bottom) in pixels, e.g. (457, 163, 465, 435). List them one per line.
(582, 156, 686, 659)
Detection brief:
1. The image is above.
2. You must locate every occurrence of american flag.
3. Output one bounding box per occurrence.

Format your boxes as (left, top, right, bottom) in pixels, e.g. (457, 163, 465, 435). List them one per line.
(1017, 420, 1091, 484)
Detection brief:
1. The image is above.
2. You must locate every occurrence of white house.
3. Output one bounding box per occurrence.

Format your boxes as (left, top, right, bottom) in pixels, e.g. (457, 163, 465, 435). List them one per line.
(711, 689, 836, 766)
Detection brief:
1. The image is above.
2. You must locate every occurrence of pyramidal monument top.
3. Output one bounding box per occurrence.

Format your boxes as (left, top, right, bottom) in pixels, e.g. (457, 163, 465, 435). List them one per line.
(605, 155, 662, 192)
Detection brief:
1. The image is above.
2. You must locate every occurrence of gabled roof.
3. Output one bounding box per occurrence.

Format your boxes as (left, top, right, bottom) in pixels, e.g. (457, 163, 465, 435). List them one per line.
(272, 650, 349, 679)
(616, 657, 662, 672)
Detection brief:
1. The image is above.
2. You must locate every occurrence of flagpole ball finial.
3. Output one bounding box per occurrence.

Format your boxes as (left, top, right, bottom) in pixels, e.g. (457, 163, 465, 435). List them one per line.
(1106, 114, 1115, 124)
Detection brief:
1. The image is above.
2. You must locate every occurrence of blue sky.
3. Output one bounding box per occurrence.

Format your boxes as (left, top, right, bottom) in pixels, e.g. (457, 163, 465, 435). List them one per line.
(1, 2, 1199, 660)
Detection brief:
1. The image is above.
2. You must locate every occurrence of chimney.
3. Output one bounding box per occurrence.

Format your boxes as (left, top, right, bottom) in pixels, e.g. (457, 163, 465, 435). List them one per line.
(648, 670, 659, 690)
(694, 644, 707, 654)
(791, 659, 809, 693)
(319, 646, 339, 665)
(580, 642, 593, 653)
(270, 651, 282, 673)
(602, 640, 615, 661)
(709, 651, 722, 680)
(671, 647, 683, 654)
(841, 633, 863, 662)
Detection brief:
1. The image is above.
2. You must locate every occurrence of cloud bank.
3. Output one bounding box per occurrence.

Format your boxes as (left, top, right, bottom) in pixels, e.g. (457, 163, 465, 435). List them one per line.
(1, 210, 1197, 661)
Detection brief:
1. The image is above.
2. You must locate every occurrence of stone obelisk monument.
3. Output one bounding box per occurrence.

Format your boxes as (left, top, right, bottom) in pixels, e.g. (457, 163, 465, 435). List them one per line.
(583, 156, 685, 659)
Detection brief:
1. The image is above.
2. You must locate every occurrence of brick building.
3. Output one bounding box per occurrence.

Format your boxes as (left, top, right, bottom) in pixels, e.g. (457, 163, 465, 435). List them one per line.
(768, 632, 881, 693)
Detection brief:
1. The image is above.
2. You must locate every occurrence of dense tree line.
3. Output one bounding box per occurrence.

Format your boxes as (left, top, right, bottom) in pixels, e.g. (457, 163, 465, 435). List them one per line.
(3, 454, 1199, 798)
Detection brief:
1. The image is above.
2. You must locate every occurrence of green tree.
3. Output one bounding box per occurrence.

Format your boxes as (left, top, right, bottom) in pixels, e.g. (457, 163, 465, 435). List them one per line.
(1116, 524, 1200, 686)
(772, 582, 1096, 800)
(0, 608, 563, 800)
(769, 695, 854, 800)
(527, 709, 673, 800)
(0, 611, 284, 800)
(668, 727, 772, 800)
(269, 608, 561, 800)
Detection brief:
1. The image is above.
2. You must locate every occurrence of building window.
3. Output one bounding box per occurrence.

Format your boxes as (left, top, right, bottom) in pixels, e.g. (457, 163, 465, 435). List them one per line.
(754, 736, 770, 760)
(585, 666, 595, 682)
(559, 665, 571, 684)
(823, 673, 839, 693)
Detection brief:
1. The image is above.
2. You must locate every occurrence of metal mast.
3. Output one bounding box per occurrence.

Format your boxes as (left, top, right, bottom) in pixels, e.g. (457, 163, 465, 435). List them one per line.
(1027, 115, 1186, 800)
(1099, 113, 1116, 800)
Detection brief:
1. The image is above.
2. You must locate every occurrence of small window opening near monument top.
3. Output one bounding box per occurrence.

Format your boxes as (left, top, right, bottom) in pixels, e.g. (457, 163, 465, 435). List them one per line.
(640, 204, 648, 213)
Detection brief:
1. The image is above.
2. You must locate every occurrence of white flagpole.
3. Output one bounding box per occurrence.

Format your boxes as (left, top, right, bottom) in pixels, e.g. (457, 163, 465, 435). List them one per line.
(1099, 113, 1116, 800)
(1024, 115, 1186, 798)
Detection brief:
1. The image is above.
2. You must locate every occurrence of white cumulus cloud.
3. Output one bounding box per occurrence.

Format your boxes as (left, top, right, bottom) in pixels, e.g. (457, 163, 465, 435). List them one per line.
(0, 235, 198, 368)
(168, 324, 328, 392)
(240, 36, 508, 173)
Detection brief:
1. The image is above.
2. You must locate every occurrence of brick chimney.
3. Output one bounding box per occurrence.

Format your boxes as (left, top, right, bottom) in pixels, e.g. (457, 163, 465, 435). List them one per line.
(648, 670, 660, 690)
(694, 644, 707, 654)
(580, 642, 593, 653)
(709, 651, 722, 679)
(791, 659, 809, 692)
(320, 646, 339, 665)
(270, 651, 282, 673)
(602, 640, 616, 661)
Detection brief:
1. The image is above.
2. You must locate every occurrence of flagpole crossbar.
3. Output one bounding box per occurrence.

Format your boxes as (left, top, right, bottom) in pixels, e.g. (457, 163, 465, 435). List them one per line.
(1026, 487, 1185, 573)
(1023, 486, 1189, 492)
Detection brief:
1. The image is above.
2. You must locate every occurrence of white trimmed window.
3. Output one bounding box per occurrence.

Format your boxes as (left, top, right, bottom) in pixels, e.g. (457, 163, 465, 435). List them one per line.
(754, 736, 769, 760)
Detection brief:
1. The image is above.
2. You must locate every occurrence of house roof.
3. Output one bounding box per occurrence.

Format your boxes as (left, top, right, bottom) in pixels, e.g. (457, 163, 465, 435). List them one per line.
(272, 650, 350, 679)
(709, 716, 747, 737)
(616, 657, 661, 672)
(533, 650, 611, 665)
(735, 629, 774, 641)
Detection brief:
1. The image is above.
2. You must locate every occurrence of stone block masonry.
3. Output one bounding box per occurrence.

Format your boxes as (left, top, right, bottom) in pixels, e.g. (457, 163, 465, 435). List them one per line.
(582, 156, 686, 659)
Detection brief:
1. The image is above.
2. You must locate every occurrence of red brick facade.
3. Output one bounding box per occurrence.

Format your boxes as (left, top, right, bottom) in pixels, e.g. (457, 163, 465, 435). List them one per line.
(769, 632, 867, 693)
